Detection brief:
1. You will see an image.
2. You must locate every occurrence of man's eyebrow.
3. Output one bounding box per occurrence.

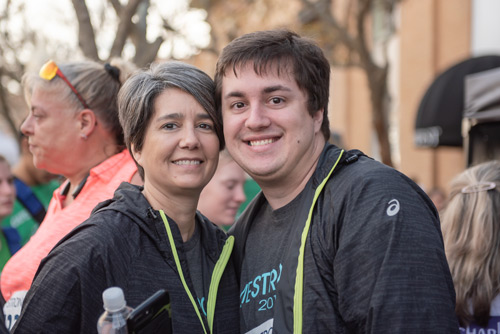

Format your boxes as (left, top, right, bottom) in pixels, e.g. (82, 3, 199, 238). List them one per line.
(224, 85, 293, 99)
(224, 91, 245, 99)
(263, 85, 292, 94)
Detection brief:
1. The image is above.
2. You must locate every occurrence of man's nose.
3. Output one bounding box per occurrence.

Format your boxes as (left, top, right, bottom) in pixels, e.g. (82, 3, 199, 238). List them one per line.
(245, 104, 271, 130)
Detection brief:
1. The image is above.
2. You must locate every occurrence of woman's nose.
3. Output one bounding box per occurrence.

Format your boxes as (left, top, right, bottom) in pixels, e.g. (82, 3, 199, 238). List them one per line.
(179, 127, 200, 150)
(21, 115, 34, 136)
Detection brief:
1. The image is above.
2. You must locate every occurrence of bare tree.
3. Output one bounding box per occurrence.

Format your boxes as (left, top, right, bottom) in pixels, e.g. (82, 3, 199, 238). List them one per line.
(71, 0, 159, 66)
(0, 67, 18, 137)
(71, 0, 206, 68)
(71, 0, 99, 60)
(0, 0, 212, 135)
(298, 0, 400, 166)
(195, 0, 399, 166)
(1, 0, 400, 166)
(0, 0, 31, 138)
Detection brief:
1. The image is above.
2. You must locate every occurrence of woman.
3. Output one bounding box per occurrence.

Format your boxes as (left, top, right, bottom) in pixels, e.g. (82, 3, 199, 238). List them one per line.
(441, 160, 500, 331)
(198, 149, 247, 229)
(11, 61, 239, 333)
(1, 59, 140, 330)
(0, 155, 17, 271)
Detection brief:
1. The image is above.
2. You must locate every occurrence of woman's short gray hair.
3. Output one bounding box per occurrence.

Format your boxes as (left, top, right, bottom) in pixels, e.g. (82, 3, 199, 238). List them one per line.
(118, 61, 224, 178)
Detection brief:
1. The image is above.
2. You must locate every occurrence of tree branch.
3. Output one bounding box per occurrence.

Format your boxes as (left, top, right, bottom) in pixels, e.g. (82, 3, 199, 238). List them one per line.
(108, 0, 122, 14)
(0, 68, 19, 139)
(356, 0, 376, 71)
(128, 1, 148, 52)
(304, 0, 366, 62)
(71, 0, 99, 60)
(109, 0, 143, 58)
(133, 36, 163, 67)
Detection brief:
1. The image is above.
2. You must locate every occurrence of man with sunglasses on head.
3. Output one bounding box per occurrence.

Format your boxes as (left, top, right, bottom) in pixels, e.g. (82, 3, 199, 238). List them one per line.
(215, 29, 459, 333)
(1, 59, 141, 331)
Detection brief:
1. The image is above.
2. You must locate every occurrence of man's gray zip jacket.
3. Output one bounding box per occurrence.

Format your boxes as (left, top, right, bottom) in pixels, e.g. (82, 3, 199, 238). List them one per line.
(231, 143, 459, 333)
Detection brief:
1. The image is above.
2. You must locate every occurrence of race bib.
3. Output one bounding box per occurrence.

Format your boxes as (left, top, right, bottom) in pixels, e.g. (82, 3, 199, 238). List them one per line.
(245, 318, 274, 334)
(3, 290, 27, 331)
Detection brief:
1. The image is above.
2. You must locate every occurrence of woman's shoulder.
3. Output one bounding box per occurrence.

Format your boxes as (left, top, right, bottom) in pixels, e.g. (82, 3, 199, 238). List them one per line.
(198, 212, 228, 234)
(50, 206, 143, 262)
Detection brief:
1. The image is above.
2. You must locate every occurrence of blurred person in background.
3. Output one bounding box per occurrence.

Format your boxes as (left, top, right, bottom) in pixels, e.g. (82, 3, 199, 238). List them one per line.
(198, 149, 246, 230)
(1, 131, 61, 246)
(441, 160, 500, 332)
(0, 59, 140, 331)
(0, 155, 17, 272)
(428, 187, 446, 212)
(0, 132, 19, 167)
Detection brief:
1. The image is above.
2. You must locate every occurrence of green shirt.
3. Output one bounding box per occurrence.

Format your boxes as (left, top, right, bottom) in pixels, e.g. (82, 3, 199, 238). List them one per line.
(1, 180, 60, 245)
(217, 178, 262, 232)
(0, 231, 12, 271)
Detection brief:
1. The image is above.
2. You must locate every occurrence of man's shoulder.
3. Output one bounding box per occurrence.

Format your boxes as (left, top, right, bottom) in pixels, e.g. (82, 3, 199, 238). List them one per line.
(318, 150, 430, 222)
(325, 150, 415, 191)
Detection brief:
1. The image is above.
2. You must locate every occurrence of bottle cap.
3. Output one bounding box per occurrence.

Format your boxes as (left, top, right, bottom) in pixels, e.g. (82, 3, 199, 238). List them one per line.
(102, 287, 127, 312)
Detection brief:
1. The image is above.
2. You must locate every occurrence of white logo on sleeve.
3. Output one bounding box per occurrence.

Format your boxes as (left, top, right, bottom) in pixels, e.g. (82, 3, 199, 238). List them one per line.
(386, 199, 400, 216)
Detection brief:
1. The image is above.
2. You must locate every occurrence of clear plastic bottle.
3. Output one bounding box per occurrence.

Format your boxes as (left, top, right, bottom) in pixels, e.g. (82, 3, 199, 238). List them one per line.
(97, 287, 133, 334)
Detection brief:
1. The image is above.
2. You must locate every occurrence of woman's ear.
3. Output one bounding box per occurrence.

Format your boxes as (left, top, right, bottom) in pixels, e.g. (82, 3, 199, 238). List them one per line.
(78, 109, 97, 139)
(131, 143, 142, 165)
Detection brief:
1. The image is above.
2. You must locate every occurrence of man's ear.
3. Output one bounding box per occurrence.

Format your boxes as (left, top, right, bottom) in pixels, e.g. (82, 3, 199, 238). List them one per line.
(78, 109, 97, 139)
(313, 108, 324, 134)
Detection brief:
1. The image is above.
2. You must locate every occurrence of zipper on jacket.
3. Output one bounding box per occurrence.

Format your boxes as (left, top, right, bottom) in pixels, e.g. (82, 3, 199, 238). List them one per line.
(159, 210, 233, 334)
(148, 207, 158, 219)
(293, 150, 344, 334)
(207, 236, 234, 333)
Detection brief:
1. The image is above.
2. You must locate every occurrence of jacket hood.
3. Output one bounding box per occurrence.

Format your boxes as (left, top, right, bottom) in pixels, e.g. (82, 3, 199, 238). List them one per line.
(92, 182, 227, 261)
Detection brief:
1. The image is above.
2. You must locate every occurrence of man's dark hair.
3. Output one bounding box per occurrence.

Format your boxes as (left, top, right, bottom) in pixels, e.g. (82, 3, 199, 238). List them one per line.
(214, 29, 331, 141)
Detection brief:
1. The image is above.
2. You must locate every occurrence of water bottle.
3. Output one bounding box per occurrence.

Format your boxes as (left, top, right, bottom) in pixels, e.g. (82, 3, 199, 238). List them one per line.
(97, 287, 133, 334)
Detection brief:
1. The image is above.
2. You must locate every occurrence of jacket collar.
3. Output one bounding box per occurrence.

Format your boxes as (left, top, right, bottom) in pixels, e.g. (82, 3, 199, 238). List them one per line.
(93, 182, 226, 262)
(310, 143, 344, 189)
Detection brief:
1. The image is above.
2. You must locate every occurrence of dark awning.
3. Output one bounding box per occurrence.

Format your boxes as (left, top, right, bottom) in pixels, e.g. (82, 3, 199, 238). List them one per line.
(414, 55, 500, 148)
(464, 66, 500, 122)
(463, 66, 500, 166)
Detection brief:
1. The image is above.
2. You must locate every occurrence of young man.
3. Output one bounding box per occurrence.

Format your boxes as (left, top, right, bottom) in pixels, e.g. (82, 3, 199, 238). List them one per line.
(215, 29, 459, 333)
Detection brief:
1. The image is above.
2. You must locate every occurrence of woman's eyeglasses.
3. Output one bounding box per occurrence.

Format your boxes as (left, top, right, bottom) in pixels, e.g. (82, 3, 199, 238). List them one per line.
(39, 60, 89, 109)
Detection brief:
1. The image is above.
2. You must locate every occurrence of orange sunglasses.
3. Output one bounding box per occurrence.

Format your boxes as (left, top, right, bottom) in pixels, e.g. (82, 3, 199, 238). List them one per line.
(39, 60, 89, 109)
